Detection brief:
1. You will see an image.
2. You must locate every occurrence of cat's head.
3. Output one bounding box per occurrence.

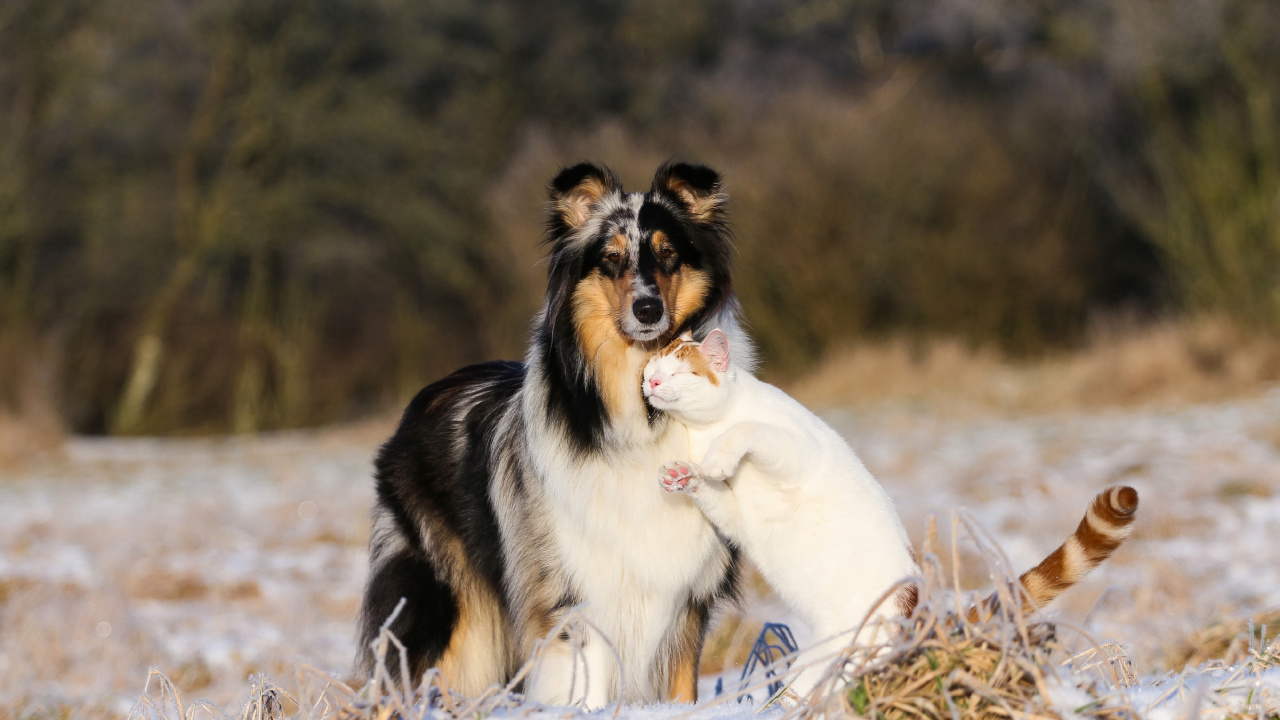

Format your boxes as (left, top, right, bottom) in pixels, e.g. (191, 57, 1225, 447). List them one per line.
(642, 328, 734, 424)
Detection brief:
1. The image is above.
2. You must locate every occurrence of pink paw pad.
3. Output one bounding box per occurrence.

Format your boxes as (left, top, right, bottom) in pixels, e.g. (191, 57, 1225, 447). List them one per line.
(658, 462, 697, 492)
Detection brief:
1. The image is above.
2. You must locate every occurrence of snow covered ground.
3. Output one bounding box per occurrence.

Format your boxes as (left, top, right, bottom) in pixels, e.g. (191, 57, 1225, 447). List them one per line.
(2, 390, 1279, 717)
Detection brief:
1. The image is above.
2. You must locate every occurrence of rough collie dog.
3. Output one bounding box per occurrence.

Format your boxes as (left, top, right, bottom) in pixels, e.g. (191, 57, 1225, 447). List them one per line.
(355, 162, 753, 706)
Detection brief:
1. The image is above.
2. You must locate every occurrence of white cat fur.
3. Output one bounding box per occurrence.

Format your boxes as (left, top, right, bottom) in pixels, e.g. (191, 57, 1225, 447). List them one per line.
(642, 330, 920, 694)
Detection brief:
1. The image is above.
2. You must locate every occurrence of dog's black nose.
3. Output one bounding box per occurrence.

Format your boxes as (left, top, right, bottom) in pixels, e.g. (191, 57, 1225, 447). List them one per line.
(632, 298, 664, 325)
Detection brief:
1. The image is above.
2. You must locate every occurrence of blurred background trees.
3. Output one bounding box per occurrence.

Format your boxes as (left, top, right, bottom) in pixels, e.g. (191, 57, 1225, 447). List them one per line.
(0, 0, 1275, 435)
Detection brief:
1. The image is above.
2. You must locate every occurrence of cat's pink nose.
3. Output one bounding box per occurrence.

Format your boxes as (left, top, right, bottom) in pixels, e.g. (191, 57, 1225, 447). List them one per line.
(649, 376, 662, 389)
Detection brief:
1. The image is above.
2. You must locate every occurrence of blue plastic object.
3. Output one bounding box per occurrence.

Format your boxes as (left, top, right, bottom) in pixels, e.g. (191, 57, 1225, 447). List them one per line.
(734, 622, 799, 702)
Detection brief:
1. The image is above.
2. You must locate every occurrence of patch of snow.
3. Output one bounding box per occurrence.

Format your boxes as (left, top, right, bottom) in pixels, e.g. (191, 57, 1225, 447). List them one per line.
(3, 392, 1279, 715)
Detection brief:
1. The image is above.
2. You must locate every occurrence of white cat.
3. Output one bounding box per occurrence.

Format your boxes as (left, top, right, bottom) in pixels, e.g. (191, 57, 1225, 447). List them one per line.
(642, 329, 920, 693)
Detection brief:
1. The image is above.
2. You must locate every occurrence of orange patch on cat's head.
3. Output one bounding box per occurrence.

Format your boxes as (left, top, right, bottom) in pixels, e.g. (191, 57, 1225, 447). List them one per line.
(656, 335, 720, 386)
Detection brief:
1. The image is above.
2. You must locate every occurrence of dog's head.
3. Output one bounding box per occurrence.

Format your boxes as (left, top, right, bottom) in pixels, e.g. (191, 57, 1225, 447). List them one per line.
(537, 161, 736, 448)
(543, 161, 733, 348)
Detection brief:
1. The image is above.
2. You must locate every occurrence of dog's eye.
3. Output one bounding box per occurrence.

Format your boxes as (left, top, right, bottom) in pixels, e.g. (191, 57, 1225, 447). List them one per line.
(605, 250, 622, 264)
(659, 245, 676, 260)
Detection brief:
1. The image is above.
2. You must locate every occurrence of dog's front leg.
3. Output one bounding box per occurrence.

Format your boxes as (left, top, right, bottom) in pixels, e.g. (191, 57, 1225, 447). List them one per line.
(664, 601, 707, 703)
(525, 620, 616, 708)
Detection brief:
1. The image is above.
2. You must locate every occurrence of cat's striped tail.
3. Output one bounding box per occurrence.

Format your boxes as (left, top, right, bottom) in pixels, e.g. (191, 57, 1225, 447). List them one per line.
(973, 485, 1139, 620)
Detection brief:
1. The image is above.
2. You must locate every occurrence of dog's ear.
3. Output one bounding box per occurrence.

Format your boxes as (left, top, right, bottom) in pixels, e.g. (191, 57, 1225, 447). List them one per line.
(651, 161, 726, 224)
(548, 163, 621, 231)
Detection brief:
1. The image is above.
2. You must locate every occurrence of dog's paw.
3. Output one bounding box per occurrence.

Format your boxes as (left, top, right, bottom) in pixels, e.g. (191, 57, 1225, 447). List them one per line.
(658, 461, 701, 493)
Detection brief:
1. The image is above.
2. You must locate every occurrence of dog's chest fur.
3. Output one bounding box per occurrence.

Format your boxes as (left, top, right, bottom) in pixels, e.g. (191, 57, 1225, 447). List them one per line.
(520, 347, 728, 698)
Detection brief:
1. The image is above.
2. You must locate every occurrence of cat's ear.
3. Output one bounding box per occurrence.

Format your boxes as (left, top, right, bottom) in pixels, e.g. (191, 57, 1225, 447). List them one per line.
(678, 330, 695, 341)
(699, 329, 731, 372)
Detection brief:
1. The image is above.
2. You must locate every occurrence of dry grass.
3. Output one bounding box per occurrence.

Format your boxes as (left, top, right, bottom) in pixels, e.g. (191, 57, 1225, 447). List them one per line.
(762, 514, 1114, 720)
(0, 412, 63, 469)
(125, 513, 1092, 720)
(0, 343, 66, 469)
(124, 603, 639, 720)
(0, 384, 64, 471)
(701, 513, 1280, 720)
(78, 512, 1280, 720)
(1166, 610, 1280, 671)
(803, 617, 1066, 720)
(788, 317, 1280, 416)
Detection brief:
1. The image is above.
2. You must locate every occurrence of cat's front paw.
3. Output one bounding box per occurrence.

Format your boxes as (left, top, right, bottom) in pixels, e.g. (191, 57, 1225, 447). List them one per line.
(698, 449, 741, 482)
(658, 461, 702, 493)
